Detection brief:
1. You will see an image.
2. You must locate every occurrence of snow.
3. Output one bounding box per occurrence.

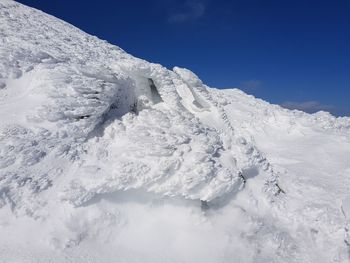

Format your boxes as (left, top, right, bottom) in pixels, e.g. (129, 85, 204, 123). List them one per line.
(0, 0, 350, 262)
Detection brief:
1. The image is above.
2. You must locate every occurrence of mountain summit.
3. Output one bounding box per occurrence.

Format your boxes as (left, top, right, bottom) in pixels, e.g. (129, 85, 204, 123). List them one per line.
(1, 1, 350, 262)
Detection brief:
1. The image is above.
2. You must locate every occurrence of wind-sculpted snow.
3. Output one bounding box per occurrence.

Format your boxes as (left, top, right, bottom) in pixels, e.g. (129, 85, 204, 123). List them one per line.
(0, 0, 276, 211)
(1, 1, 350, 262)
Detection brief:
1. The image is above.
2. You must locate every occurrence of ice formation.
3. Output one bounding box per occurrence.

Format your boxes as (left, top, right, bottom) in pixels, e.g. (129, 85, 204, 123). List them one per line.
(1, 1, 350, 262)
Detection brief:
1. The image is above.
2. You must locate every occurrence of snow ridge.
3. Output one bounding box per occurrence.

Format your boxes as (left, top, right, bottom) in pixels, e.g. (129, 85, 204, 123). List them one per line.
(0, 0, 279, 211)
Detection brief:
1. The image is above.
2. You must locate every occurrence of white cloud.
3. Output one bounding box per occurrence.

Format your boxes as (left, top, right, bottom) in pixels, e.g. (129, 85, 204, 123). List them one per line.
(168, 0, 206, 23)
(280, 100, 333, 113)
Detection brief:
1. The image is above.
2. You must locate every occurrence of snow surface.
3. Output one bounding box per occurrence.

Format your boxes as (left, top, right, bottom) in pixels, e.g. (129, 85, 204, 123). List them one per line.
(0, 0, 350, 262)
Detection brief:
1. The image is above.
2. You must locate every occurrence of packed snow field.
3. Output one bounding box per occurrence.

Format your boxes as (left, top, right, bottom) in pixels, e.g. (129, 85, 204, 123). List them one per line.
(0, 1, 350, 262)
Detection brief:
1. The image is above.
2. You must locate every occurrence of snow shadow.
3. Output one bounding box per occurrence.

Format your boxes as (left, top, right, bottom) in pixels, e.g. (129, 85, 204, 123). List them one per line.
(79, 188, 202, 209)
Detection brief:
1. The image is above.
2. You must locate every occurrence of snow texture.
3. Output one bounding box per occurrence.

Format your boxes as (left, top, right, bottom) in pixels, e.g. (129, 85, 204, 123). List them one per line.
(0, 1, 350, 262)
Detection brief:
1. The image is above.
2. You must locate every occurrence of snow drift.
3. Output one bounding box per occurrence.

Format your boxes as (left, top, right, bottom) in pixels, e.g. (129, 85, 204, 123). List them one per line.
(1, 1, 350, 262)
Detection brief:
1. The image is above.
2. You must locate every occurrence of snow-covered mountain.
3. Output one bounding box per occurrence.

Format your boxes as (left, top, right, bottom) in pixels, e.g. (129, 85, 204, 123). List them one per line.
(0, 1, 350, 262)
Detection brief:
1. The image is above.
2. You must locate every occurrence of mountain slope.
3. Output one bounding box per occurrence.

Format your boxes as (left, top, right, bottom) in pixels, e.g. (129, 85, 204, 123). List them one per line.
(0, 1, 350, 262)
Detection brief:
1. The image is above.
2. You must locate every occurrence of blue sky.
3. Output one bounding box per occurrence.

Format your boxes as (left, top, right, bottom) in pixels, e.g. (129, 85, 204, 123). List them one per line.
(17, 0, 350, 116)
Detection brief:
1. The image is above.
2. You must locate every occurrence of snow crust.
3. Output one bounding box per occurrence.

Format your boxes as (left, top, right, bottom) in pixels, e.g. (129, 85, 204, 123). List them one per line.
(1, 0, 350, 262)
